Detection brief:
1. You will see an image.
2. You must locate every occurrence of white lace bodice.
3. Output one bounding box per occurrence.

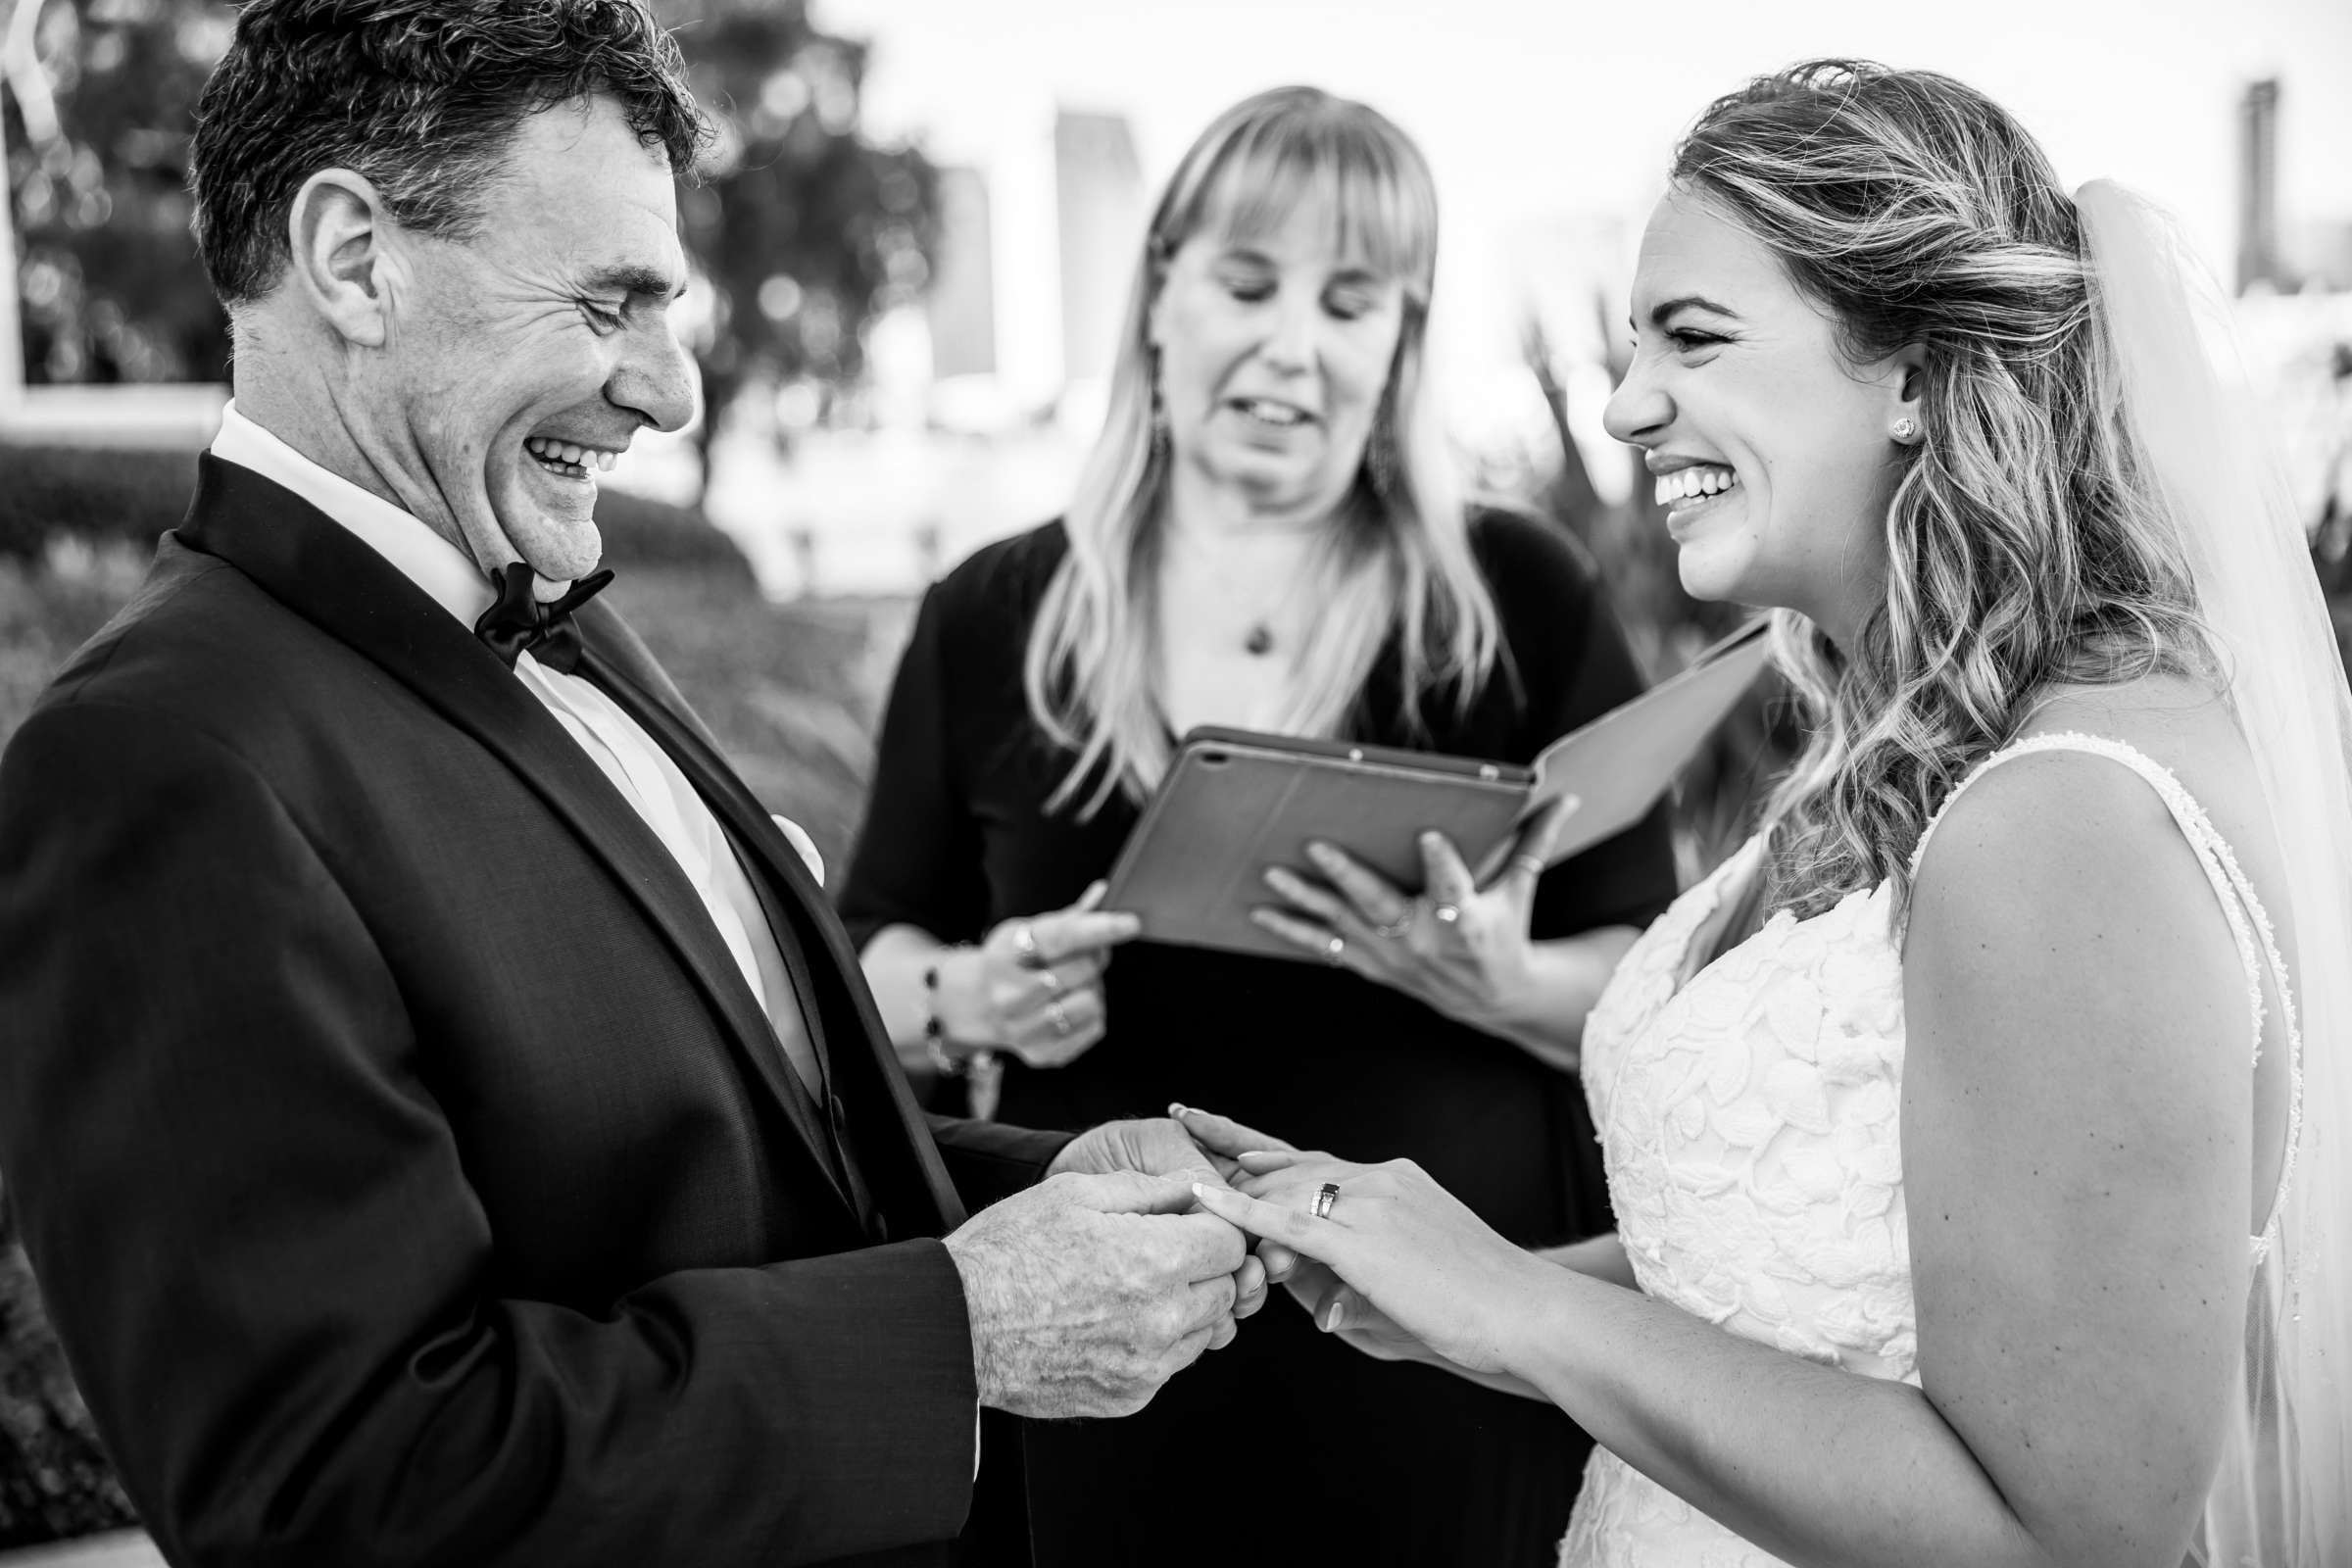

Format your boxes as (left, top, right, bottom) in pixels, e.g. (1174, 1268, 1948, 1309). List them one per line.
(1558, 734, 2304, 1566)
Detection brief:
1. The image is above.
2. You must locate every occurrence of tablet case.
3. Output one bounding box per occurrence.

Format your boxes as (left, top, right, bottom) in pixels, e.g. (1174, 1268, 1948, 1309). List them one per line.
(1103, 618, 1772, 961)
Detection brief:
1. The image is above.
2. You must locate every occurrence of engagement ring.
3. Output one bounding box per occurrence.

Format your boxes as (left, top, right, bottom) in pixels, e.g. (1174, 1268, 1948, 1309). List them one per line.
(1323, 933, 1348, 966)
(1432, 903, 1462, 925)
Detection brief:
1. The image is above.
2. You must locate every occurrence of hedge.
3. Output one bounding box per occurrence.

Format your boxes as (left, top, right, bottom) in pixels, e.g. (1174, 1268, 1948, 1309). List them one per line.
(0, 443, 752, 578)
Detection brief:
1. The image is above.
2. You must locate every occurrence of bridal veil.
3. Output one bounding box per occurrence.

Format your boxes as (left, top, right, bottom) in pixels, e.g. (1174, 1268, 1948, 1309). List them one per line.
(2077, 177, 2352, 1566)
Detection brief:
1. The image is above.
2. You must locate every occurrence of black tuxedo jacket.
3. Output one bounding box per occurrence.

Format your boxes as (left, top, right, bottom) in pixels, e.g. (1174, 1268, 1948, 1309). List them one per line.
(0, 457, 1068, 1567)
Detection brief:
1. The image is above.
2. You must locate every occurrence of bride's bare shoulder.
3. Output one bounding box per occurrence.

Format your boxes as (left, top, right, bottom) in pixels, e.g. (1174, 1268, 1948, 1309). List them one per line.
(1911, 667, 2289, 981)
(2014, 670, 2271, 840)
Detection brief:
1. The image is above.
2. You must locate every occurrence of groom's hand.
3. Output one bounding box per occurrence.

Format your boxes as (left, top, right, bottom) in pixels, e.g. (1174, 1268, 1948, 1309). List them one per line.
(944, 1170, 1248, 1419)
(1166, 1103, 1311, 1287)
(1050, 1114, 1230, 1184)
(1051, 1116, 1270, 1321)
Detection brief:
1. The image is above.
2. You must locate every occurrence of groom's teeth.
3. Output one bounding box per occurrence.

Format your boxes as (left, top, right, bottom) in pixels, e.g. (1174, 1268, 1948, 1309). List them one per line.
(524, 437, 619, 474)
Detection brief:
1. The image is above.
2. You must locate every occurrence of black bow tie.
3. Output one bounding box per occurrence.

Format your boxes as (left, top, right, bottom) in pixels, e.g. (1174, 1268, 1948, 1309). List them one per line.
(473, 563, 613, 674)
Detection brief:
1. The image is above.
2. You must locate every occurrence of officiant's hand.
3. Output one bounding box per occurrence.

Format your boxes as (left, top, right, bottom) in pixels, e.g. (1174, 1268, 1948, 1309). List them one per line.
(1250, 797, 1579, 1042)
(946, 1170, 1249, 1419)
(934, 882, 1140, 1068)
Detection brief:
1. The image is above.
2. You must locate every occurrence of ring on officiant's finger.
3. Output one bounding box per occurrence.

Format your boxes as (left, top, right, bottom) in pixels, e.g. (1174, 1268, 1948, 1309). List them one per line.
(1012, 919, 1042, 967)
(1432, 903, 1462, 925)
(1311, 1182, 1340, 1220)
(1323, 933, 1348, 966)
(1369, 906, 1415, 941)
(1047, 998, 1072, 1037)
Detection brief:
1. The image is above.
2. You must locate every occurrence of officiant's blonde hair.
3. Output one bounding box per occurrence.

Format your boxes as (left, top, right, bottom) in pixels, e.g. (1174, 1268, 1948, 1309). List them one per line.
(1021, 86, 1501, 817)
(1677, 61, 2218, 924)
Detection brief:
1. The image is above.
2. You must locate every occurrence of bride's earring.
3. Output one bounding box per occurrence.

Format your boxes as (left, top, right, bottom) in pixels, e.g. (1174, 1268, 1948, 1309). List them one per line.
(1891, 416, 1921, 444)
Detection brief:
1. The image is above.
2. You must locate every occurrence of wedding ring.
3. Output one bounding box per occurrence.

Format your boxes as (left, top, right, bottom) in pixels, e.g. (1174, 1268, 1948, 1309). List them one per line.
(1311, 1182, 1340, 1220)
(1323, 933, 1348, 966)
(1432, 903, 1462, 925)
(1047, 999, 1073, 1037)
(1036, 966, 1063, 995)
(1510, 853, 1546, 880)
(1012, 920, 1042, 968)
(1369, 906, 1415, 941)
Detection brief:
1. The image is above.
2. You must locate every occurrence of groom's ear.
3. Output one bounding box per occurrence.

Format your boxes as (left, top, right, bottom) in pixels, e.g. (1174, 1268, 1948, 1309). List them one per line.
(285, 169, 404, 350)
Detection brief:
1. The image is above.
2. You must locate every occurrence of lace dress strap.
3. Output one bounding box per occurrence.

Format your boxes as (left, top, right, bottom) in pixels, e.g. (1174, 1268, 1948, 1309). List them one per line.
(1909, 732, 2304, 1258)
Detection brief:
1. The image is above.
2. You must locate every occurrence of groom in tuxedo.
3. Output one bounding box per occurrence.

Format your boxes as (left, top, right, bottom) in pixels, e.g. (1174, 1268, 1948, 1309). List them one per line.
(0, 4, 1262, 1564)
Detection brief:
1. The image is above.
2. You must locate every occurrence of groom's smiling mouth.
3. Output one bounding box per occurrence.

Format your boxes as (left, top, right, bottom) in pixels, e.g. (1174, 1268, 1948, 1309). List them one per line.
(523, 434, 624, 480)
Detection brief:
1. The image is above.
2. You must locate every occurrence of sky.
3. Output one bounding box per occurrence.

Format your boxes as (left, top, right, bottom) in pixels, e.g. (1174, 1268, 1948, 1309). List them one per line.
(814, 0, 2352, 299)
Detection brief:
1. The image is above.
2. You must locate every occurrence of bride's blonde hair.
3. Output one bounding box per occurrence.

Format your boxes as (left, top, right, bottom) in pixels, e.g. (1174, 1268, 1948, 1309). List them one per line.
(1022, 85, 1501, 817)
(1676, 61, 2219, 922)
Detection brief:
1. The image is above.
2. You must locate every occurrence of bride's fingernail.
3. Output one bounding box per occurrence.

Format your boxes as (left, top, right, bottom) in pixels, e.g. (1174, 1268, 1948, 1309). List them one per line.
(1319, 1300, 1346, 1333)
(1168, 1102, 1191, 1118)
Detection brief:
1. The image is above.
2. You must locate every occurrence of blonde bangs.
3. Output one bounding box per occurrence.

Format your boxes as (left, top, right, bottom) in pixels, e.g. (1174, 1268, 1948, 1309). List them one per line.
(1184, 116, 1438, 302)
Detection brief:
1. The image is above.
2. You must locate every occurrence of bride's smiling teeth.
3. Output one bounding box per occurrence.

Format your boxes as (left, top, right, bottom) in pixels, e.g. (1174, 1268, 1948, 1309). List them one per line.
(524, 436, 619, 477)
(1231, 397, 1310, 428)
(1654, 465, 1740, 507)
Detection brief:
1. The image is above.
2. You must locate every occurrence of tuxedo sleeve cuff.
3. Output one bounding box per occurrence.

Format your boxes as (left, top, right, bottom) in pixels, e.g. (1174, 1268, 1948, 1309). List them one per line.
(926, 1114, 1075, 1209)
(743, 1237, 980, 1550)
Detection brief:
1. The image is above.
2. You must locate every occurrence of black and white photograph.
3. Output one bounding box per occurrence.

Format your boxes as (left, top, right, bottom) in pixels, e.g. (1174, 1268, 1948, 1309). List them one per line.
(0, 0, 2347, 1563)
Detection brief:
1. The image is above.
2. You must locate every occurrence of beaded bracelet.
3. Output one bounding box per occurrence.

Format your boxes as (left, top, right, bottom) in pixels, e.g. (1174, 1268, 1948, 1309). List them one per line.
(921, 957, 964, 1077)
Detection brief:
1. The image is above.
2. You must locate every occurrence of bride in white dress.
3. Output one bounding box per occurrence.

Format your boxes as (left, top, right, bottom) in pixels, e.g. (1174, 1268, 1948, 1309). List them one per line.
(1182, 61, 2350, 1566)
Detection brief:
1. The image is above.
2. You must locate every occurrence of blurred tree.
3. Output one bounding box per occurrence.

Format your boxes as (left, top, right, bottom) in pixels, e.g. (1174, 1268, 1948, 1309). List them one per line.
(3, 0, 235, 386)
(3, 0, 942, 476)
(657, 0, 939, 488)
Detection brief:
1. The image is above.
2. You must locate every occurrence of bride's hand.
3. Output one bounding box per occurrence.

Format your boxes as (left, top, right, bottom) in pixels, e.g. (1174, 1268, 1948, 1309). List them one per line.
(1190, 1152, 1551, 1376)
(1275, 1255, 1432, 1365)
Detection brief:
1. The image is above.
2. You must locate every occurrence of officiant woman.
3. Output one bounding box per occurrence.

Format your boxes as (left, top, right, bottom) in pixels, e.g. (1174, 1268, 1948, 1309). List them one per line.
(838, 86, 1679, 1564)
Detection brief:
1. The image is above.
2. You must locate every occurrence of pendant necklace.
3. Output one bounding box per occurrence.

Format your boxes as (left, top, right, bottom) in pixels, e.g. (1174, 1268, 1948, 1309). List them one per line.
(1166, 515, 1325, 659)
(1240, 551, 1321, 658)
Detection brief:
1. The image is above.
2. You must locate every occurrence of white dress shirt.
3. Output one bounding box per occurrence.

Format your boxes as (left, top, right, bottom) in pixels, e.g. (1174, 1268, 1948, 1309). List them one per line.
(209, 404, 827, 1101)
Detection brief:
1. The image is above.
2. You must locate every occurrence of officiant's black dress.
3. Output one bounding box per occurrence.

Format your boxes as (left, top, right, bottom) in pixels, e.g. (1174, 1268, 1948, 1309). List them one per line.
(840, 509, 1679, 1566)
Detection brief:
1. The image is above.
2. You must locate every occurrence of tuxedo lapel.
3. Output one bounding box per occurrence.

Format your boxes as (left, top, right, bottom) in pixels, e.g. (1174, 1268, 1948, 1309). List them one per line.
(579, 636, 969, 1235)
(175, 457, 858, 1218)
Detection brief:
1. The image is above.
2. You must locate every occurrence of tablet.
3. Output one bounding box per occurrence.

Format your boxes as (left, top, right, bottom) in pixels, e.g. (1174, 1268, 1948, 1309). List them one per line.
(1102, 619, 1771, 962)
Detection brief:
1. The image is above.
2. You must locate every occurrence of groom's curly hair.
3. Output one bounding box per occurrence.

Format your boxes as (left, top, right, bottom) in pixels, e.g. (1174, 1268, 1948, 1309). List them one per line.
(190, 0, 710, 305)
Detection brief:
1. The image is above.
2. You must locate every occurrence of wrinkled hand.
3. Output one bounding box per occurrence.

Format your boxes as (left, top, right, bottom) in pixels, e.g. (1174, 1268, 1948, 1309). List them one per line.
(945, 1170, 1247, 1419)
(1053, 1115, 1268, 1321)
(1250, 797, 1579, 1038)
(1053, 1114, 1227, 1184)
(936, 882, 1140, 1068)
(1190, 1152, 1549, 1376)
